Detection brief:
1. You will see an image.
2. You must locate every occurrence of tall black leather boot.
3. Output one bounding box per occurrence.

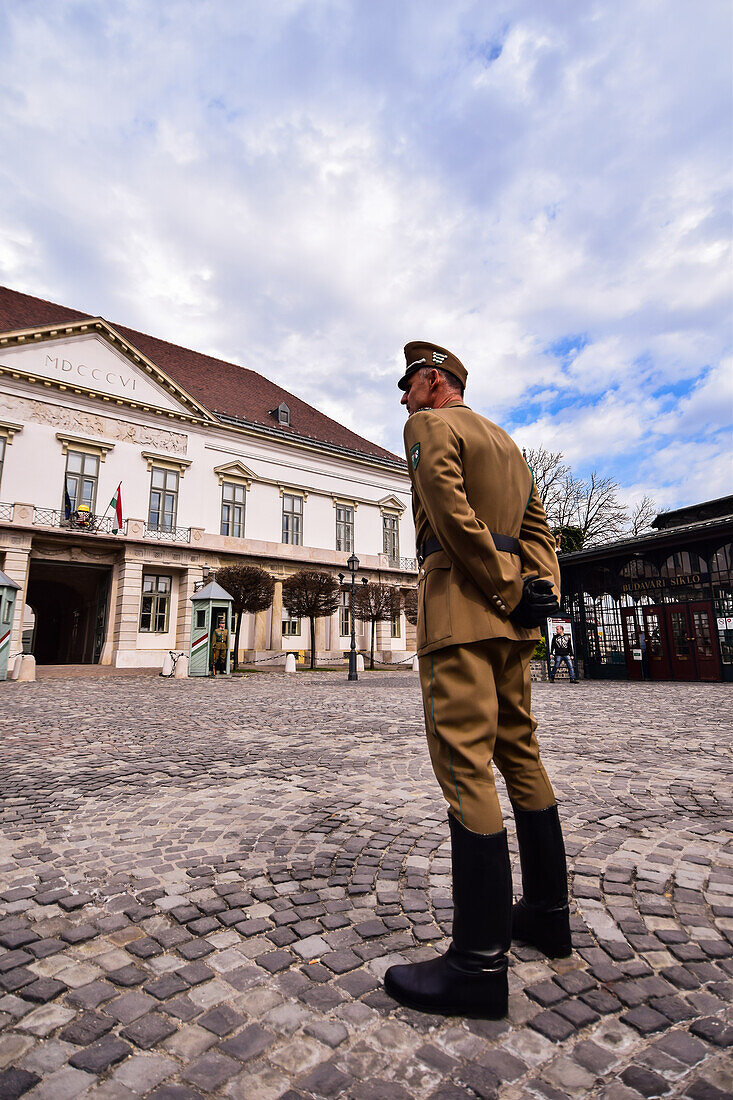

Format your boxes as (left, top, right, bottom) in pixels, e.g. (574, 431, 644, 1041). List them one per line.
(384, 815, 512, 1017)
(512, 803, 572, 958)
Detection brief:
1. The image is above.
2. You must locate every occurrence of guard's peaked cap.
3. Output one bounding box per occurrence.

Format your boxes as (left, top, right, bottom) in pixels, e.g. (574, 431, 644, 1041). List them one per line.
(398, 341, 467, 391)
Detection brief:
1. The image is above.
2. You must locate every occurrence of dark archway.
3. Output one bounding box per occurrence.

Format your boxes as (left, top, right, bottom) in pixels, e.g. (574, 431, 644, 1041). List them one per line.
(26, 561, 111, 664)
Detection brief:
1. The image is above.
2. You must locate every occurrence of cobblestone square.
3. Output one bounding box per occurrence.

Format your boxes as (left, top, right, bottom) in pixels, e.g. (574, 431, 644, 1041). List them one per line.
(0, 673, 731, 1099)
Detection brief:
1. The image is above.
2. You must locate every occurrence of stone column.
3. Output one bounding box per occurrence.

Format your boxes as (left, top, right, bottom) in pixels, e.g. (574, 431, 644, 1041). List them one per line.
(375, 617, 392, 664)
(314, 615, 326, 662)
(111, 554, 144, 667)
(269, 580, 283, 654)
(99, 554, 122, 665)
(254, 608, 268, 653)
(175, 567, 198, 653)
(2, 536, 32, 660)
(328, 608, 342, 657)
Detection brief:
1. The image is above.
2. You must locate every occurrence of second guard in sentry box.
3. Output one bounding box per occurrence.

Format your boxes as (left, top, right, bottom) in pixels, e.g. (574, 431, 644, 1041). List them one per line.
(384, 341, 572, 1019)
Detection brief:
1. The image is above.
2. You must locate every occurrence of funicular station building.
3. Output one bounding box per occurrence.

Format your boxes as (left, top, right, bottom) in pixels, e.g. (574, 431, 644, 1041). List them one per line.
(0, 287, 417, 671)
(559, 495, 733, 683)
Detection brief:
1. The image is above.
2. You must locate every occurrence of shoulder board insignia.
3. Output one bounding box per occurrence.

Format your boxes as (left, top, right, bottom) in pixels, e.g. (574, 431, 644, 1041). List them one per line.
(410, 442, 420, 470)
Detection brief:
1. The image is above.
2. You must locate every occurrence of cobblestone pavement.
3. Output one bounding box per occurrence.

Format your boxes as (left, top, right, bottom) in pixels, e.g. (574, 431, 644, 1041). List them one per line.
(0, 674, 731, 1100)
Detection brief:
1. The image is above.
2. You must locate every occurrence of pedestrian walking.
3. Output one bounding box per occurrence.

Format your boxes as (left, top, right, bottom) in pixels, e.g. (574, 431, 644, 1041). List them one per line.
(384, 342, 572, 1019)
(639, 627, 650, 680)
(549, 625, 577, 682)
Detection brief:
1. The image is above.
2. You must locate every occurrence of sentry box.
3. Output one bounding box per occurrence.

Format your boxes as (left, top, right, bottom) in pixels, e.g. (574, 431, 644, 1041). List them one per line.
(189, 579, 234, 677)
(0, 569, 20, 681)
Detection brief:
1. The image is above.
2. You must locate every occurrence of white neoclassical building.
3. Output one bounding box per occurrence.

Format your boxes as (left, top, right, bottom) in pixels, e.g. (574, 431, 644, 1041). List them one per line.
(0, 287, 417, 669)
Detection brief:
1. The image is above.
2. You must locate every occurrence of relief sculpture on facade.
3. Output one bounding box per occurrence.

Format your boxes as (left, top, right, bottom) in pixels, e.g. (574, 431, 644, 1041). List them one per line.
(0, 394, 188, 454)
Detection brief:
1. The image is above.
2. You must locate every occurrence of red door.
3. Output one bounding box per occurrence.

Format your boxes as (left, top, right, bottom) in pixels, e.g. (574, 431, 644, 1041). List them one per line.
(688, 601, 722, 681)
(665, 604, 696, 682)
(621, 608, 643, 680)
(643, 606, 672, 680)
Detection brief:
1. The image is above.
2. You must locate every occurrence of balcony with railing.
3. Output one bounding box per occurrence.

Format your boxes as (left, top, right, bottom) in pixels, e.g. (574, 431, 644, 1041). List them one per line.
(33, 507, 118, 535)
(384, 554, 417, 573)
(0, 502, 13, 522)
(143, 522, 191, 543)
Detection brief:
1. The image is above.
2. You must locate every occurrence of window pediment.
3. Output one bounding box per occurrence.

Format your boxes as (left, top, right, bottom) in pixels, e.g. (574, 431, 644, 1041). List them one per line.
(56, 431, 114, 461)
(278, 484, 309, 500)
(214, 461, 256, 488)
(141, 450, 192, 477)
(378, 495, 405, 515)
(0, 420, 23, 443)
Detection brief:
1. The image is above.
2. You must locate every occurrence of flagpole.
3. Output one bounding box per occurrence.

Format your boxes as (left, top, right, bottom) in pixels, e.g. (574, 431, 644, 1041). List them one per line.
(97, 482, 122, 527)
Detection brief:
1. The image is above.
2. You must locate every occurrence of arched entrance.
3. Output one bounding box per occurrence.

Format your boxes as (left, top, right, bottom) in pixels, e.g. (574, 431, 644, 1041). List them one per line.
(26, 560, 111, 664)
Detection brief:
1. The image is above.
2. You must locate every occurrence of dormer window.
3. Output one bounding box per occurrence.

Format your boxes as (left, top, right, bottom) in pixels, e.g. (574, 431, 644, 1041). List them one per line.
(273, 402, 290, 426)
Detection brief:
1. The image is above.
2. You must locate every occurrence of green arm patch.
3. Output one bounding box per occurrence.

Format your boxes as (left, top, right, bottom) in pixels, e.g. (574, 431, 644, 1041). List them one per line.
(410, 442, 420, 470)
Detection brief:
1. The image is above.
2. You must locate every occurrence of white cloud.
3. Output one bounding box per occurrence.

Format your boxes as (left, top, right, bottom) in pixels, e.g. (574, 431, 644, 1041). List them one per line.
(0, 0, 730, 505)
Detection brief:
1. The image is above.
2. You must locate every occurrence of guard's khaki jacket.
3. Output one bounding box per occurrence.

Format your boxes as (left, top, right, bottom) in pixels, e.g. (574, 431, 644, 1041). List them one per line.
(404, 400, 560, 656)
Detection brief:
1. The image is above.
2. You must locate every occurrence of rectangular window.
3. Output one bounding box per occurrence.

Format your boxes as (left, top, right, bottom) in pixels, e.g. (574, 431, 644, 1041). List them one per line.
(282, 493, 303, 545)
(383, 514, 400, 564)
(2, 598, 12, 625)
(336, 505, 354, 553)
(221, 481, 246, 537)
(64, 450, 100, 514)
(391, 610, 401, 639)
(0, 437, 6, 490)
(282, 617, 301, 636)
(339, 591, 352, 637)
(148, 467, 179, 531)
(139, 575, 172, 633)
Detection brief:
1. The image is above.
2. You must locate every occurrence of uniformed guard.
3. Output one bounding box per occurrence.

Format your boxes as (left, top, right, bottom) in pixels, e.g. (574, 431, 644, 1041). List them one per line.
(211, 616, 229, 676)
(384, 341, 571, 1019)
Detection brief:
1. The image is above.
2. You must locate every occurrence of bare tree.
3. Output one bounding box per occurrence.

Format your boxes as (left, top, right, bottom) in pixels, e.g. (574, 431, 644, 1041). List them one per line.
(523, 446, 571, 524)
(628, 495, 657, 536)
(351, 583, 401, 669)
(216, 564, 275, 670)
(403, 587, 419, 627)
(282, 570, 340, 669)
(524, 446, 633, 551)
(575, 471, 629, 546)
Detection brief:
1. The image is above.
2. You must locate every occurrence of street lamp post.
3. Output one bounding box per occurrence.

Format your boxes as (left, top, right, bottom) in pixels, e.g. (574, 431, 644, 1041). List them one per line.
(341, 553, 360, 681)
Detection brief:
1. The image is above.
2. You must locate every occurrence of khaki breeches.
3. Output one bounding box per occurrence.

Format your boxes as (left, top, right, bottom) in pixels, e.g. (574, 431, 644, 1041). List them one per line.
(418, 638, 556, 833)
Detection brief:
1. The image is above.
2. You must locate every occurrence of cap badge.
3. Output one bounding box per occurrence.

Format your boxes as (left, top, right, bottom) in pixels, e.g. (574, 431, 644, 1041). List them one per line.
(410, 442, 420, 470)
(432, 351, 447, 364)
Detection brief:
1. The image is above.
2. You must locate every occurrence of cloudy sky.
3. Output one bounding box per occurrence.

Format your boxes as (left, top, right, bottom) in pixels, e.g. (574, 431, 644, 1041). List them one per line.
(0, 0, 730, 511)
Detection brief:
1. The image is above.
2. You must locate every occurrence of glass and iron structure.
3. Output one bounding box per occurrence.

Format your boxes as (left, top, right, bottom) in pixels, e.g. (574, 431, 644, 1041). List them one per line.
(558, 495, 733, 683)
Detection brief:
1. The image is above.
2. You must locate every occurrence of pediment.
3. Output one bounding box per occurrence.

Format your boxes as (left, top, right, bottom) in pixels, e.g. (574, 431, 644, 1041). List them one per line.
(378, 494, 406, 514)
(0, 319, 213, 422)
(213, 461, 256, 486)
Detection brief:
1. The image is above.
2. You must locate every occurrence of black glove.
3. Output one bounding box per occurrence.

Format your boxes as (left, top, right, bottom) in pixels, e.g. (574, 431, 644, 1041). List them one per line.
(509, 576, 560, 628)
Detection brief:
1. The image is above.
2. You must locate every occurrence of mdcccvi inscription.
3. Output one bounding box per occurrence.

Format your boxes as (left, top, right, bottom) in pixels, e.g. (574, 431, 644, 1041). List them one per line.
(0, 333, 187, 413)
(45, 354, 137, 391)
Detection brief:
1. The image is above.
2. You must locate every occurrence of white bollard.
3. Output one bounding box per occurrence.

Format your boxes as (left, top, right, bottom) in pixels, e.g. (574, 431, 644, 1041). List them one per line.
(356, 654, 365, 672)
(17, 655, 36, 682)
(412, 655, 419, 673)
(9, 654, 23, 680)
(160, 652, 173, 677)
(285, 653, 296, 673)
(174, 653, 189, 678)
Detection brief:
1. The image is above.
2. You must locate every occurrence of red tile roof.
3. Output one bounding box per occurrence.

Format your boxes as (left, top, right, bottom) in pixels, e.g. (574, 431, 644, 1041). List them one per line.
(0, 286, 401, 464)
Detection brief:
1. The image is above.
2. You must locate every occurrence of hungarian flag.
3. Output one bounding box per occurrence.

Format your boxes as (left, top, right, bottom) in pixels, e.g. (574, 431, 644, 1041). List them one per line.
(109, 483, 123, 533)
